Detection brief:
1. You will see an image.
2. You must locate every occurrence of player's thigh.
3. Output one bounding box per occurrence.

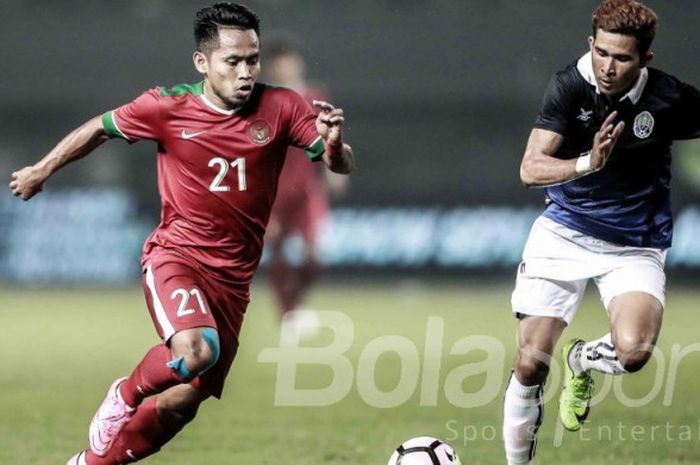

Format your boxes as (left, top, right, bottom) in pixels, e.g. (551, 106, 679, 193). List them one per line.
(142, 256, 217, 342)
(608, 291, 663, 348)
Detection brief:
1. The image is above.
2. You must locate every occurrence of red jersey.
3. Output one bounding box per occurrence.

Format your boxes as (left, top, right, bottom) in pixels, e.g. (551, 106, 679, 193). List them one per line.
(101, 81, 324, 293)
(274, 87, 329, 205)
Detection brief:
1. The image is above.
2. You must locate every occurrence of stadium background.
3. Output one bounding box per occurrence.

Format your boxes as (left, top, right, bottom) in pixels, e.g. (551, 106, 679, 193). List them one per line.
(2, 2, 700, 464)
(2, 0, 700, 282)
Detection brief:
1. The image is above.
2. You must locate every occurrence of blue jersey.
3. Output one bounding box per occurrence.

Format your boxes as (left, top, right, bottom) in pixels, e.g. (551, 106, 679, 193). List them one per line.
(535, 53, 700, 248)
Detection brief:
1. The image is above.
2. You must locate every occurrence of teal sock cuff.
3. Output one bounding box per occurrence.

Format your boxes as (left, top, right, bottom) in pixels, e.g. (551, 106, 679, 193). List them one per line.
(167, 356, 195, 381)
(166, 328, 220, 381)
(201, 327, 221, 374)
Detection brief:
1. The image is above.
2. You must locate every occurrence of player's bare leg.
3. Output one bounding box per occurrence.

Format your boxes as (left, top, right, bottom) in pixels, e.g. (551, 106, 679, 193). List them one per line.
(88, 327, 219, 456)
(504, 316, 566, 465)
(566, 291, 662, 375)
(560, 291, 662, 430)
(608, 291, 662, 371)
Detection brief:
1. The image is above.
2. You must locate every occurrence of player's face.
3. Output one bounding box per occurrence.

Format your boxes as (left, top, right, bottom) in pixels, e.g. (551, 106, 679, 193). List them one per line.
(588, 29, 652, 98)
(196, 28, 261, 109)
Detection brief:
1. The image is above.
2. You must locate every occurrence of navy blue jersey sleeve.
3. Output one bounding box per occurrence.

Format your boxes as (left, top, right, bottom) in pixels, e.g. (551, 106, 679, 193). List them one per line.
(671, 81, 700, 140)
(533, 72, 574, 135)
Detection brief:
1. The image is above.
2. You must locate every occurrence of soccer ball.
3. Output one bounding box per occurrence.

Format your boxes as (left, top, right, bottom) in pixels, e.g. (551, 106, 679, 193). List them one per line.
(387, 437, 461, 465)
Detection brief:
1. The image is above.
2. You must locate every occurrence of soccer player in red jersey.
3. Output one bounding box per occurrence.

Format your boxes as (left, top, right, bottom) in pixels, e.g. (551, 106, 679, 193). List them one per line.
(263, 37, 349, 338)
(9, 4, 354, 465)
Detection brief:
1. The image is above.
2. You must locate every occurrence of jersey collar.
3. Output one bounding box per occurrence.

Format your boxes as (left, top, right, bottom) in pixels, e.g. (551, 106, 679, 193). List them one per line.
(200, 92, 239, 115)
(576, 51, 648, 105)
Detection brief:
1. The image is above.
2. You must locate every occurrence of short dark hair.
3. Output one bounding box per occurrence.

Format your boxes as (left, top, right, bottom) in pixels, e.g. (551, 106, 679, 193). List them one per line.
(194, 2, 261, 54)
(592, 0, 657, 55)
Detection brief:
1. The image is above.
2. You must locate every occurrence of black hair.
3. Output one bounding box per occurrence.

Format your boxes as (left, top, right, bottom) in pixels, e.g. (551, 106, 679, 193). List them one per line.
(194, 3, 260, 54)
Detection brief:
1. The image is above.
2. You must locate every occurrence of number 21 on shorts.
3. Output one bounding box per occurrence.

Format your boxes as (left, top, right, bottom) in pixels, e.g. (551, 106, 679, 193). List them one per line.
(171, 288, 208, 318)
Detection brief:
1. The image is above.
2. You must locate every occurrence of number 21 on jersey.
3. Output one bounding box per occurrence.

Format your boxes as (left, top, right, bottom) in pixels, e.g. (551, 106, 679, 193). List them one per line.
(208, 156, 247, 192)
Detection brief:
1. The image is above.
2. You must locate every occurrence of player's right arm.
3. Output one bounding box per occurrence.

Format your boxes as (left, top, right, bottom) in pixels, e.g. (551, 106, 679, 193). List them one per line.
(520, 110, 624, 187)
(11, 87, 161, 201)
(10, 116, 113, 201)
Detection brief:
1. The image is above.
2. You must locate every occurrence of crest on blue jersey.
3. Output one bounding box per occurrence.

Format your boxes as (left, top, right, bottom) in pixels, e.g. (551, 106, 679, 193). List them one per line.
(577, 107, 593, 122)
(633, 111, 654, 139)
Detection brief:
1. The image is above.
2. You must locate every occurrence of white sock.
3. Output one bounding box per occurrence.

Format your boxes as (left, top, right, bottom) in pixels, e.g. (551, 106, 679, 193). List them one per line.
(570, 333, 626, 375)
(503, 372, 542, 465)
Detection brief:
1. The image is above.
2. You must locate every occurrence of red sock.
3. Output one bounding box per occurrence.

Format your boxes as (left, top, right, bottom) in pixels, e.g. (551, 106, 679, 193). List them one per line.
(85, 397, 179, 465)
(120, 344, 184, 408)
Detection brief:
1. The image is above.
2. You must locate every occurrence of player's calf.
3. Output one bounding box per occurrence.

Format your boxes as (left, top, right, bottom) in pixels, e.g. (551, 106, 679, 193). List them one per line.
(156, 384, 210, 430)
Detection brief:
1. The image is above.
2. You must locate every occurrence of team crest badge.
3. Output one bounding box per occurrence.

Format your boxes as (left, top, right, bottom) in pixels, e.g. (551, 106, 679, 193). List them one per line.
(633, 111, 654, 139)
(247, 120, 272, 144)
(576, 107, 593, 122)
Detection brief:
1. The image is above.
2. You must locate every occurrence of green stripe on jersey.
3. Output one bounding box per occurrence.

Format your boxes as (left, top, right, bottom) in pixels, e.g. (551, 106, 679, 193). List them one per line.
(160, 81, 204, 97)
(306, 135, 325, 160)
(101, 111, 128, 139)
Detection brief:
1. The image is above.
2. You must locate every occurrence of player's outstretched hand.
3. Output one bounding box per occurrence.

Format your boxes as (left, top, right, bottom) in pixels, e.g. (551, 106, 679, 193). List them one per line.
(591, 110, 625, 171)
(9, 166, 46, 201)
(313, 100, 344, 148)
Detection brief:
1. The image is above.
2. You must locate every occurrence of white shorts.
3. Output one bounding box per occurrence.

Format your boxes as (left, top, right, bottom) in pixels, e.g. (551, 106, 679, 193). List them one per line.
(511, 216, 667, 324)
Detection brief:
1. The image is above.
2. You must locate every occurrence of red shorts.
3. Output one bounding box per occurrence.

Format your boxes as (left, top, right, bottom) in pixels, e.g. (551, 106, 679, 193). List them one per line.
(141, 248, 248, 398)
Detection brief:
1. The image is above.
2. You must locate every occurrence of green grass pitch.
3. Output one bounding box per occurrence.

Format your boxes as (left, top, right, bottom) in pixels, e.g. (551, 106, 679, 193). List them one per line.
(2, 283, 700, 464)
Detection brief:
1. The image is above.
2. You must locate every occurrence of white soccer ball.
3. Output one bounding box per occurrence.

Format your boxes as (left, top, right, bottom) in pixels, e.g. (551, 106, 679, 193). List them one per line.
(387, 437, 461, 465)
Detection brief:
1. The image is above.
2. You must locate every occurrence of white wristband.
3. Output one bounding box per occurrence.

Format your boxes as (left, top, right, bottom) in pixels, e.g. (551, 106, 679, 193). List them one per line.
(575, 150, 593, 175)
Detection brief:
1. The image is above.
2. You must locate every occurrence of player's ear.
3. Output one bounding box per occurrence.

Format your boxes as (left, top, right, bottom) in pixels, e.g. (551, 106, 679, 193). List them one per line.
(193, 51, 209, 75)
(641, 51, 654, 68)
(587, 35, 595, 51)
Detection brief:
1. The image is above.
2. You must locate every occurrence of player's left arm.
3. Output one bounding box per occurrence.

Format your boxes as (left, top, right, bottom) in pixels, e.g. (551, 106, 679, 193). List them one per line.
(313, 100, 354, 174)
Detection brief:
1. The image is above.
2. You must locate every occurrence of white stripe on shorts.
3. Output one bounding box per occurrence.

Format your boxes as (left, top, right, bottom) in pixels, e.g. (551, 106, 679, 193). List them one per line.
(145, 264, 175, 340)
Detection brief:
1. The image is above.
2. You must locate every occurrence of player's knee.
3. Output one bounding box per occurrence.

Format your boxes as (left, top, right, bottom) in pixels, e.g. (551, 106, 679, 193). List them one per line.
(613, 333, 655, 373)
(169, 328, 221, 381)
(200, 327, 221, 370)
(514, 348, 551, 384)
(616, 345, 654, 373)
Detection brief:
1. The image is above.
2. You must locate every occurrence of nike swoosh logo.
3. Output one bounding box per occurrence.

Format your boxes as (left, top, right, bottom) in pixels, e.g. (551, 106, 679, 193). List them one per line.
(126, 449, 137, 459)
(181, 130, 205, 140)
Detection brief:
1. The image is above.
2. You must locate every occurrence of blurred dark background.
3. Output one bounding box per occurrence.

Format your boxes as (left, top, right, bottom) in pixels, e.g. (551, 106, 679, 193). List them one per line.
(2, 0, 700, 281)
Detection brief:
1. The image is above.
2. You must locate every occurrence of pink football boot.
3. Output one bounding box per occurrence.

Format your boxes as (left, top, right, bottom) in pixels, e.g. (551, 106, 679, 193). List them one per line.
(88, 377, 135, 456)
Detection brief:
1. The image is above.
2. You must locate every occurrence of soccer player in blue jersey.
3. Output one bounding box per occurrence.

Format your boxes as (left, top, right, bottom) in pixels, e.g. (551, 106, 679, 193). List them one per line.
(502, 1, 700, 463)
